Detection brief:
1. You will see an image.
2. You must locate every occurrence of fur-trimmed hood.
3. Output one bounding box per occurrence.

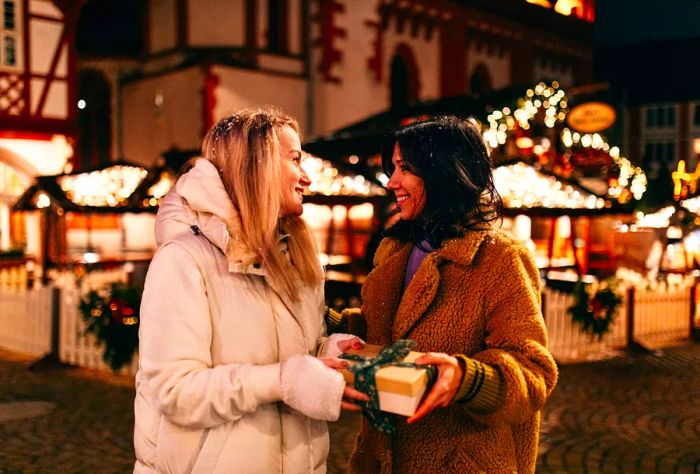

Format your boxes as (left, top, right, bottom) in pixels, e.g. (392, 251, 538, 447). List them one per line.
(154, 158, 263, 274)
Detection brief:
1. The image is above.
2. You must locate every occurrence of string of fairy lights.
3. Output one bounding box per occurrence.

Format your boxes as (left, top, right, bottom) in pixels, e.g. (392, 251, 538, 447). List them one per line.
(31, 82, 644, 213)
(302, 155, 386, 197)
(492, 162, 606, 209)
(482, 81, 647, 207)
(58, 165, 148, 208)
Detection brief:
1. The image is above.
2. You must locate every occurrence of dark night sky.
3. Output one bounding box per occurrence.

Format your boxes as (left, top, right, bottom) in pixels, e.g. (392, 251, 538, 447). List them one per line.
(595, 0, 700, 46)
(76, 0, 143, 56)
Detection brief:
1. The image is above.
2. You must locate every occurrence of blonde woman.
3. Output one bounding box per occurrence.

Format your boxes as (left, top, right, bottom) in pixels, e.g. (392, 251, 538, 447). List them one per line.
(134, 108, 366, 473)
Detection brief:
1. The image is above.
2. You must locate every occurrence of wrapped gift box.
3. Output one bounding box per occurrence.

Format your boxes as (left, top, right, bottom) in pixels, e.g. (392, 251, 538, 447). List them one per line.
(342, 344, 431, 417)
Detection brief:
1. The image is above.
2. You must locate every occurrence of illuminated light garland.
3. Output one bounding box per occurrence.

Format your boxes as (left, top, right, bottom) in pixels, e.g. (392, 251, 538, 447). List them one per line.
(58, 165, 148, 207)
(35, 192, 51, 209)
(493, 163, 605, 209)
(562, 128, 647, 201)
(141, 171, 176, 207)
(302, 155, 386, 197)
(482, 81, 647, 204)
(635, 206, 675, 228)
(681, 195, 700, 214)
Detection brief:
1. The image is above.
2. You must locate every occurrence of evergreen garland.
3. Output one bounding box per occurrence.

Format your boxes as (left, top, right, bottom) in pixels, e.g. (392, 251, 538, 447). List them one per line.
(79, 282, 140, 372)
(568, 280, 622, 340)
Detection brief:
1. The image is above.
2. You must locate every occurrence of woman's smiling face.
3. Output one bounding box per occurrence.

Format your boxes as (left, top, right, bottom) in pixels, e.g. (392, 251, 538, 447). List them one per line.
(279, 125, 310, 217)
(387, 143, 426, 221)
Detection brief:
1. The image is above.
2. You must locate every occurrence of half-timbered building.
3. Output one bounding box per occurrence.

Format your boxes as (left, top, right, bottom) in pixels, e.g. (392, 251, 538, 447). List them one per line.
(0, 0, 81, 254)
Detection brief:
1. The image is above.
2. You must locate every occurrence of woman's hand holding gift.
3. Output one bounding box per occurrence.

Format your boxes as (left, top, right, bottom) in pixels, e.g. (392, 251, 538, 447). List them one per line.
(407, 352, 464, 424)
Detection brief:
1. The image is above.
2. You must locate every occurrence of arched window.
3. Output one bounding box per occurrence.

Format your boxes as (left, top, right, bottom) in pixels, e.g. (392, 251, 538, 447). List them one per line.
(77, 70, 112, 168)
(469, 63, 492, 97)
(267, 0, 288, 53)
(390, 44, 420, 111)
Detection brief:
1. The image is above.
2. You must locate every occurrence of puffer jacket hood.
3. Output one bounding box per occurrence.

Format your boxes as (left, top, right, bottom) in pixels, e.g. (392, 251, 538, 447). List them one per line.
(154, 158, 260, 271)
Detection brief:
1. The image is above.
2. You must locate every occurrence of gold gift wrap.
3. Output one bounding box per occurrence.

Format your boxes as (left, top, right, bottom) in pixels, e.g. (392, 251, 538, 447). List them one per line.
(341, 344, 431, 416)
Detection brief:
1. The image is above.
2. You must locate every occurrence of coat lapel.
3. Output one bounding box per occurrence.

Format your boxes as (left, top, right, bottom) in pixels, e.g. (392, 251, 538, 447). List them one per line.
(361, 240, 412, 345)
(392, 252, 441, 340)
(392, 230, 490, 340)
(363, 230, 491, 343)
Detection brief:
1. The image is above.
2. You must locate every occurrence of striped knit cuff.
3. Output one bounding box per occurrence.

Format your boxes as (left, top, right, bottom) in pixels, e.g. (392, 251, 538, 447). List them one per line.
(452, 354, 504, 413)
(324, 306, 343, 327)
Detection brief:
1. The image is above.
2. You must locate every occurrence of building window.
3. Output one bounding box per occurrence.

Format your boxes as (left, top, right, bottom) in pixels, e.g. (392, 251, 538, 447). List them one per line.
(646, 108, 655, 128)
(78, 70, 112, 167)
(667, 107, 675, 127)
(3, 35, 14, 65)
(3, 1, 15, 30)
(390, 44, 420, 111)
(646, 105, 676, 128)
(645, 105, 676, 129)
(666, 142, 676, 163)
(694, 104, 700, 127)
(0, 0, 19, 69)
(657, 108, 666, 128)
(267, 0, 288, 53)
(469, 63, 493, 97)
(644, 140, 677, 170)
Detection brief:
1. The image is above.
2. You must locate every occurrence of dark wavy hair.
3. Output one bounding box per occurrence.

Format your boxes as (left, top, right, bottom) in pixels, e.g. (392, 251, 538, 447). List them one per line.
(382, 116, 502, 246)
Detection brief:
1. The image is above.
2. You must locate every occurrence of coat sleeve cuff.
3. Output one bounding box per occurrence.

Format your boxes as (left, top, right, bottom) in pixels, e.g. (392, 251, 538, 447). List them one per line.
(247, 362, 283, 405)
(452, 354, 504, 413)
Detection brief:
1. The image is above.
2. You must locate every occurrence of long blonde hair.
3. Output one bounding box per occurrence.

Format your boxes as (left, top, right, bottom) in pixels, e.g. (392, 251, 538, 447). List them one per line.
(201, 107, 322, 300)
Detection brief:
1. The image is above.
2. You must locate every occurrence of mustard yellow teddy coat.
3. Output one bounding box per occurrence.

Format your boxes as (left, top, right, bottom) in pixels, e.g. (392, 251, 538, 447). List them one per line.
(349, 229, 558, 474)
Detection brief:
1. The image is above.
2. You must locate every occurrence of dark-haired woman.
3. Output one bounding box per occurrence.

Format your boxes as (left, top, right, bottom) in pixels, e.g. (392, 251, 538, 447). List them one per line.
(349, 117, 558, 473)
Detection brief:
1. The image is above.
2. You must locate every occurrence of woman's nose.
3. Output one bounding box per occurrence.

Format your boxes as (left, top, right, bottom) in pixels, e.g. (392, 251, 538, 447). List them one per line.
(387, 172, 399, 190)
(300, 168, 311, 187)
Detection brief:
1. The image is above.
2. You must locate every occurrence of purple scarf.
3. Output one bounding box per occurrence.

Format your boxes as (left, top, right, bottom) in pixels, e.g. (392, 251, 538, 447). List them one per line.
(403, 240, 434, 290)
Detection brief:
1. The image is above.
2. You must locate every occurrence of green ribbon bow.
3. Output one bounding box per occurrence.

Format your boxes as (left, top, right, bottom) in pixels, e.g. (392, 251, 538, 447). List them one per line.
(340, 339, 437, 435)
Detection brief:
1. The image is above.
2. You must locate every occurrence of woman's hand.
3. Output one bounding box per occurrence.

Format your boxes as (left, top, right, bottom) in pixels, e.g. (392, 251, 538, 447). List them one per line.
(336, 336, 363, 353)
(321, 357, 370, 411)
(407, 352, 464, 424)
(322, 333, 364, 358)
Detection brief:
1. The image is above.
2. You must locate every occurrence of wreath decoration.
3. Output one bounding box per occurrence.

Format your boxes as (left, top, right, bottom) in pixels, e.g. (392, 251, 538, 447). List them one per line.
(79, 282, 140, 372)
(568, 279, 622, 340)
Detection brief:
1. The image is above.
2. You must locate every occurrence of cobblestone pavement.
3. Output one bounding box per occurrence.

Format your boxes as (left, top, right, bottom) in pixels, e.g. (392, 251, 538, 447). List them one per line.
(0, 350, 135, 474)
(2, 343, 700, 473)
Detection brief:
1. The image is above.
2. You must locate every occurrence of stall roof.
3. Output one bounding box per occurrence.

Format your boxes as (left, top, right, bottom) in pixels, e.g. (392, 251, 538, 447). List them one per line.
(304, 93, 486, 162)
(12, 160, 158, 214)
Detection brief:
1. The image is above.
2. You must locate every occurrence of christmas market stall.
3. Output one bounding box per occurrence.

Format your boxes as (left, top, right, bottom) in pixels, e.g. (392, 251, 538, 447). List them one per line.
(480, 81, 648, 279)
(11, 159, 173, 283)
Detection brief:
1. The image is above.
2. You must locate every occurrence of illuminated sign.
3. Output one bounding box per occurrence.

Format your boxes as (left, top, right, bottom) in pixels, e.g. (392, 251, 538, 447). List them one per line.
(567, 102, 617, 133)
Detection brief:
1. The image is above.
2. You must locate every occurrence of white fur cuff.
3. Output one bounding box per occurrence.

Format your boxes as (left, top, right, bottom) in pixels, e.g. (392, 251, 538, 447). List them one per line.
(280, 355, 345, 422)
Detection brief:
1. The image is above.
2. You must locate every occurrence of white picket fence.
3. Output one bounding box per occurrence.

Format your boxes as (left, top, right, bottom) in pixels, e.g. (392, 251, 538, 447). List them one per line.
(0, 274, 696, 371)
(0, 269, 139, 375)
(543, 285, 693, 362)
(633, 287, 691, 343)
(0, 286, 53, 356)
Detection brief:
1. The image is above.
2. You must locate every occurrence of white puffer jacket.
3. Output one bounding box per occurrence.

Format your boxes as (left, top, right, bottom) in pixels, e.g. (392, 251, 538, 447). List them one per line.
(134, 159, 343, 473)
